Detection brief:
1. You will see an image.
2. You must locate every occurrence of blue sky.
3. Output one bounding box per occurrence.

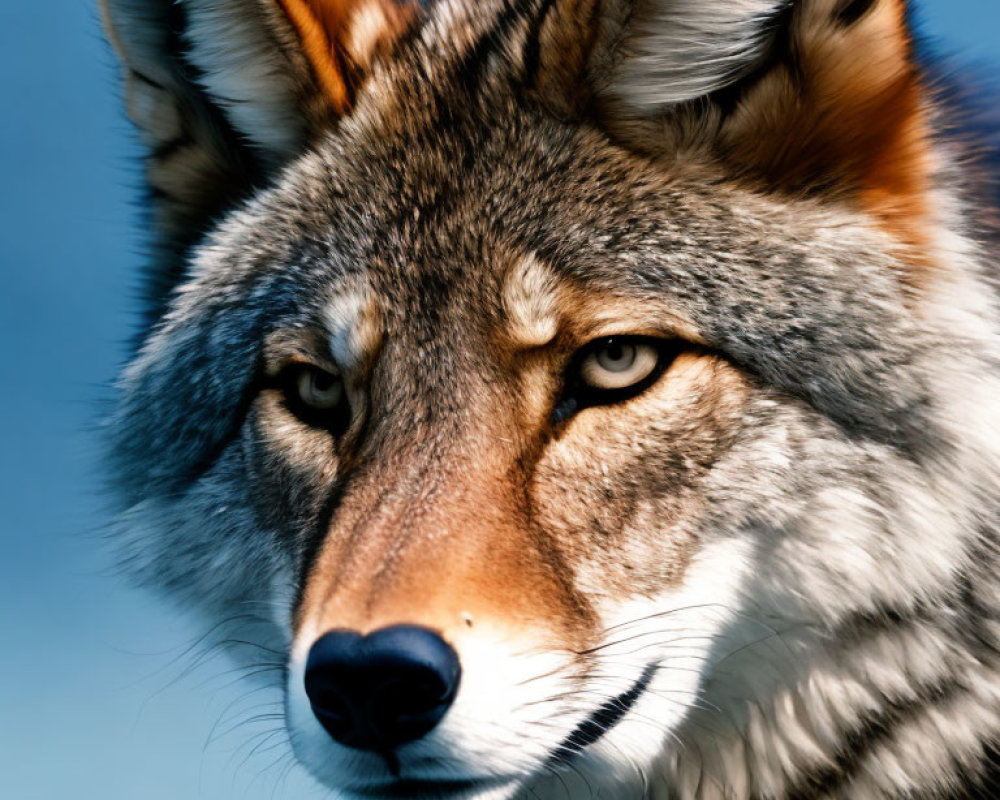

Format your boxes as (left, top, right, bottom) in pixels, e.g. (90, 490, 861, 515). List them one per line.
(0, 1, 995, 797)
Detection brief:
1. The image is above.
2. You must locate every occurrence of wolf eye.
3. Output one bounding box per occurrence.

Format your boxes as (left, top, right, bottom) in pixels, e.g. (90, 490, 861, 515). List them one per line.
(579, 339, 660, 390)
(295, 367, 344, 410)
(555, 337, 676, 422)
(275, 364, 351, 434)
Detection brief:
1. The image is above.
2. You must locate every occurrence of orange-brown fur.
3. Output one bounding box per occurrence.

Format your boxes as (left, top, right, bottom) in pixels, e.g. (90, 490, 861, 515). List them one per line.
(276, 0, 420, 113)
(722, 0, 933, 262)
(296, 403, 597, 647)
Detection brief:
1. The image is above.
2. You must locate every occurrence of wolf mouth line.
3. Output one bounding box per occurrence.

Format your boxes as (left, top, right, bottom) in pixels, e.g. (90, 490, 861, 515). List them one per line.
(548, 661, 660, 768)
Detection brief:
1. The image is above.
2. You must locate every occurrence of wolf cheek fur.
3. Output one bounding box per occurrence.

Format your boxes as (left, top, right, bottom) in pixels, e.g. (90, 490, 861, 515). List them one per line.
(102, 0, 1000, 798)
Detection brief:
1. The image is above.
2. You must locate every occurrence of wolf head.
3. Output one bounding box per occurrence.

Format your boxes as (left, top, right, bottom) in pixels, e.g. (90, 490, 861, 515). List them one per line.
(103, 0, 1000, 797)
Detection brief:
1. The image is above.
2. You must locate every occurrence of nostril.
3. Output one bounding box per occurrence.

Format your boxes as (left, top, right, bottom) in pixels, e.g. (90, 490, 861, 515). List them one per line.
(304, 625, 462, 752)
(306, 684, 354, 737)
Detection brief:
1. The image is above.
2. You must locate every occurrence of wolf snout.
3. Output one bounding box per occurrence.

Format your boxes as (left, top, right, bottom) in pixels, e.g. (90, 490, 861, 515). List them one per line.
(303, 625, 462, 752)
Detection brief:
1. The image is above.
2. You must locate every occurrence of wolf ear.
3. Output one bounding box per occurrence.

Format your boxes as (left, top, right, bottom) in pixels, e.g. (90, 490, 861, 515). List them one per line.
(101, 0, 419, 310)
(596, 0, 930, 251)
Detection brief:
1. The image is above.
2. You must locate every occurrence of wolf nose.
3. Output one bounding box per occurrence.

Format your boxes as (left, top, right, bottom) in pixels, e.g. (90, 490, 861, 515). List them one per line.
(304, 625, 461, 751)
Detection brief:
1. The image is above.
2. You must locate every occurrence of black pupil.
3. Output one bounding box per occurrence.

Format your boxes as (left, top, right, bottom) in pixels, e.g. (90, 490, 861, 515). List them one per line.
(604, 342, 624, 362)
(312, 371, 336, 393)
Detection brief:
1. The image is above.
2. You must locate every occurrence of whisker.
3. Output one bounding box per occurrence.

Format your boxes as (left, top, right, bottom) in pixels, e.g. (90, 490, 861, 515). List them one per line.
(599, 603, 736, 636)
(578, 631, 717, 657)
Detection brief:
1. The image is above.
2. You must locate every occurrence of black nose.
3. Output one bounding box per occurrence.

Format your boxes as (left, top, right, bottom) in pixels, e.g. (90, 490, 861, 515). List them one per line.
(304, 625, 461, 752)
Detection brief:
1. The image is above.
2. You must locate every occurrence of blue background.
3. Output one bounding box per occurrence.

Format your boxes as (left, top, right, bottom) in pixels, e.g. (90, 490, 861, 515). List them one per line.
(0, 2, 995, 797)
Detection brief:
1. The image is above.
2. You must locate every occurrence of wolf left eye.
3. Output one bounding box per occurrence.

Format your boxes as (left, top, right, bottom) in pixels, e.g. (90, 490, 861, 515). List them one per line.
(579, 339, 660, 391)
(278, 365, 350, 432)
(556, 337, 675, 421)
(296, 367, 344, 410)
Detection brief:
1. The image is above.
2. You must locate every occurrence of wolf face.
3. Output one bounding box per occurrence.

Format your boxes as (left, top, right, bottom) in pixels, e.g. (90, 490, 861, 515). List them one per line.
(102, 0, 1000, 797)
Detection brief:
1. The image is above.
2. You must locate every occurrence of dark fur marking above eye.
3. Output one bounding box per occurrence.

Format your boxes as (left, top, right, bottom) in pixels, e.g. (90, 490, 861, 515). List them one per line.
(835, 0, 877, 28)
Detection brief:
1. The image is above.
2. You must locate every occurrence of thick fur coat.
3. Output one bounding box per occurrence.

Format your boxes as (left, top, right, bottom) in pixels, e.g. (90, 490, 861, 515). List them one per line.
(102, 0, 1000, 797)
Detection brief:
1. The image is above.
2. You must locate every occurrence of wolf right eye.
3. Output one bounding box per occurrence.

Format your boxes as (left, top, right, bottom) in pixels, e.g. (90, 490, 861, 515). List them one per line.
(280, 365, 349, 430)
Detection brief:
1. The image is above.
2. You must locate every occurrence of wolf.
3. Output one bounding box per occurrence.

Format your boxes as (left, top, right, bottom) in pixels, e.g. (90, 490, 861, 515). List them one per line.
(100, 0, 1000, 797)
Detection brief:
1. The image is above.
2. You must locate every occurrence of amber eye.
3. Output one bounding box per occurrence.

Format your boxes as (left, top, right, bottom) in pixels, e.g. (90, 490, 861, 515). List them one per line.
(278, 365, 350, 433)
(579, 339, 660, 391)
(294, 366, 344, 410)
(555, 336, 677, 422)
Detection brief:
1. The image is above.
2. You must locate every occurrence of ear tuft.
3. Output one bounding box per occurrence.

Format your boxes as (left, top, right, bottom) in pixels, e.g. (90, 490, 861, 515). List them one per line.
(610, 0, 792, 109)
(720, 0, 931, 252)
(101, 0, 423, 317)
(276, 0, 420, 114)
(601, 0, 933, 256)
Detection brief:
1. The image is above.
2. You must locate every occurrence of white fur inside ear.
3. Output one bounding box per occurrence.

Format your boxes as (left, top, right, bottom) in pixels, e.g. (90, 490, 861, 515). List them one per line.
(609, 0, 788, 110)
(184, 0, 306, 158)
(103, 0, 308, 160)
